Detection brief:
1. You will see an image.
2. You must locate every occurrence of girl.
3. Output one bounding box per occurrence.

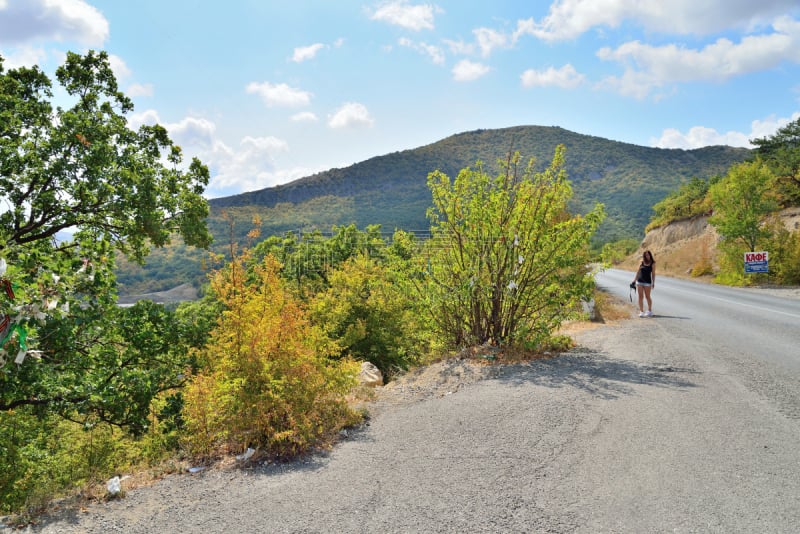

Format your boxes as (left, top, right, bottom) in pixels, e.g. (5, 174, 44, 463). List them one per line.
(632, 250, 656, 317)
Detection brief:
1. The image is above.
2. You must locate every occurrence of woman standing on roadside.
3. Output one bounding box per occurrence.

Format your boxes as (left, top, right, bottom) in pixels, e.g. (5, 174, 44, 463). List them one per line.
(633, 250, 656, 317)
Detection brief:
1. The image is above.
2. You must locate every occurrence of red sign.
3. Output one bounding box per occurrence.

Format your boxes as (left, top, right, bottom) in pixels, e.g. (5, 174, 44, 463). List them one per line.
(744, 251, 769, 274)
(744, 252, 768, 262)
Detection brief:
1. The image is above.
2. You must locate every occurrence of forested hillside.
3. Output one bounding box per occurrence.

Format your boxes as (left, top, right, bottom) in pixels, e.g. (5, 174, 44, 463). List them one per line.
(117, 126, 751, 294)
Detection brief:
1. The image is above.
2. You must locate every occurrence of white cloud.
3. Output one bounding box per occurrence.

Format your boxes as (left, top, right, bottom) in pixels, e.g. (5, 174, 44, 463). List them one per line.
(443, 38, 474, 56)
(370, 1, 441, 31)
(651, 111, 800, 149)
(0, 0, 108, 46)
(205, 136, 293, 195)
(115, 108, 302, 196)
(517, 0, 799, 42)
(652, 126, 750, 149)
(521, 64, 585, 89)
(290, 111, 318, 122)
(452, 59, 490, 82)
(597, 17, 800, 98)
(0, 44, 46, 68)
(474, 27, 509, 57)
(127, 83, 154, 97)
(292, 43, 325, 62)
(328, 102, 374, 129)
(130, 110, 217, 149)
(246, 81, 312, 107)
(398, 37, 445, 64)
(166, 117, 218, 149)
(107, 53, 131, 80)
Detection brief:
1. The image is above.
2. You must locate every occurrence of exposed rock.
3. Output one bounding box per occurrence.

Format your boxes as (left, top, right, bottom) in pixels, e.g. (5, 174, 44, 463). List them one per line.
(641, 215, 718, 252)
(358, 362, 384, 387)
(622, 207, 800, 278)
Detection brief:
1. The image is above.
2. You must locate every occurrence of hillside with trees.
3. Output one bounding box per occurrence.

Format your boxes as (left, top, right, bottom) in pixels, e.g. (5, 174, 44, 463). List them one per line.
(2, 50, 795, 521)
(620, 118, 800, 286)
(2, 52, 617, 514)
(117, 126, 750, 295)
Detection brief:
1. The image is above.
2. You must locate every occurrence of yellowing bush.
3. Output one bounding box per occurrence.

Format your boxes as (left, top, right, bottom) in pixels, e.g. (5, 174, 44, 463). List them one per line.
(182, 254, 360, 458)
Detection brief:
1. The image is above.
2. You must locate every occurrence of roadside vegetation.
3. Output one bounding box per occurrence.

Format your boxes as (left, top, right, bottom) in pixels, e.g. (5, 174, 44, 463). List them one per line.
(0, 52, 606, 521)
(3, 49, 795, 523)
(628, 118, 800, 286)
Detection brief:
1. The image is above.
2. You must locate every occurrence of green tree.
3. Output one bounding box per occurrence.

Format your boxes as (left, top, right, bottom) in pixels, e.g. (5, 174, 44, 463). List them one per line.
(709, 161, 778, 252)
(647, 176, 715, 230)
(0, 51, 210, 424)
(422, 147, 605, 348)
(251, 224, 388, 297)
(751, 117, 800, 206)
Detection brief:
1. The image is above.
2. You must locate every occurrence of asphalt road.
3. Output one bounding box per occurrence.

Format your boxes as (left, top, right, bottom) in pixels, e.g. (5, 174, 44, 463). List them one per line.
(27, 270, 800, 533)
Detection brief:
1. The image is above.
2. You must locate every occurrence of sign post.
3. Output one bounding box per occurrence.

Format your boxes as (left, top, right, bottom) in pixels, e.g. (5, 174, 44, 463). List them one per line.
(744, 251, 769, 274)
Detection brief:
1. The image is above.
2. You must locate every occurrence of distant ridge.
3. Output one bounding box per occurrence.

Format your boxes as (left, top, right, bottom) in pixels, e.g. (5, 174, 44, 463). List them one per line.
(209, 125, 751, 243)
(118, 125, 751, 295)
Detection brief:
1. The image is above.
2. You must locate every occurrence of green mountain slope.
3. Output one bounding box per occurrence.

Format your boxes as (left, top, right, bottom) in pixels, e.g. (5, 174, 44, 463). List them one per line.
(209, 125, 749, 241)
(117, 125, 751, 294)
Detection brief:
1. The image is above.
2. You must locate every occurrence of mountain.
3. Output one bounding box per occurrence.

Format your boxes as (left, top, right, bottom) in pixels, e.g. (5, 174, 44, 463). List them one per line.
(208, 125, 750, 243)
(117, 125, 751, 295)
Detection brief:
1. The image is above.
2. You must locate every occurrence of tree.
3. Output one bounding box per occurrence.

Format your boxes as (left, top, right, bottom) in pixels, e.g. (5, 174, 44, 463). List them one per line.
(709, 160, 778, 252)
(0, 51, 211, 425)
(647, 176, 715, 230)
(250, 224, 388, 297)
(422, 147, 605, 348)
(751, 117, 800, 206)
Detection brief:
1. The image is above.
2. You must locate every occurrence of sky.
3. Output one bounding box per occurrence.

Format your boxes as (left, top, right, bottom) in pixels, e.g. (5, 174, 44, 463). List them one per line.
(1, 0, 800, 199)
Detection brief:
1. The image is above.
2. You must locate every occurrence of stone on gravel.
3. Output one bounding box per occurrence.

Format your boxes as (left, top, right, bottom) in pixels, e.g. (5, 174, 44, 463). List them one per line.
(358, 361, 383, 387)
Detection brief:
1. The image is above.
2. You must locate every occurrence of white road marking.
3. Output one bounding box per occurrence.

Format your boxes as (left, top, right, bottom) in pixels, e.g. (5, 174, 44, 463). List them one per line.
(666, 285, 800, 320)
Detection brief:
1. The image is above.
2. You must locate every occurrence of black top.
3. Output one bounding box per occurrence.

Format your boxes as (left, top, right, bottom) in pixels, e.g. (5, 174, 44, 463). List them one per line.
(638, 263, 653, 284)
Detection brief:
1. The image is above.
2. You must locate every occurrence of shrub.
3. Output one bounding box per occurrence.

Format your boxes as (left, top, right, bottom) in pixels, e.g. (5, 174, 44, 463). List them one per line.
(765, 225, 800, 285)
(309, 254, 429, 377)
(182, 253, 361, 458)
(0, 411, 164, 516)
(423, 148, 604, 348)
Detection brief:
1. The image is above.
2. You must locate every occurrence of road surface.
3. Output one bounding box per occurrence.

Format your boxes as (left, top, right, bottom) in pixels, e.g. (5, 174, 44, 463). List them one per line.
(25, 270, 800, 533)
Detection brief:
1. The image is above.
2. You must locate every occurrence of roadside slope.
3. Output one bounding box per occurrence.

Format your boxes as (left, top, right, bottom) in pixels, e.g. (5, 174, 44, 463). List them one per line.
(27, 278, 800, 533)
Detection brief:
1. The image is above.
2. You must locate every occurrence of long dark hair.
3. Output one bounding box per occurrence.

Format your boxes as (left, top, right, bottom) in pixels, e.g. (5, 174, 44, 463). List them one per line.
(642, 250, 655, 265)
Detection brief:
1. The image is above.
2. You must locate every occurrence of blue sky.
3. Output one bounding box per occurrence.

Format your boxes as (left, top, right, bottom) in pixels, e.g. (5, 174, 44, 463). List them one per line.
(2, 0, 800, 198)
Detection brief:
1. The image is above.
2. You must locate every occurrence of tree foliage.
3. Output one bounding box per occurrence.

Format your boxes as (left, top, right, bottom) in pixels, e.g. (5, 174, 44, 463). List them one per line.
(422, 147, 605, 347)
(308, 252, 430, 376)
(646, 176, 716, 231)
(0, 51, 210, 424)
(251, 223, 389, 297)
(751, 117, 800, 206)
(709, 161, 778, 252)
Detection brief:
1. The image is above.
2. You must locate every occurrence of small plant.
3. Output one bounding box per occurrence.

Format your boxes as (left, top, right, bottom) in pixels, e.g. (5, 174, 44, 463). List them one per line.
(690, 244, 714, 277)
